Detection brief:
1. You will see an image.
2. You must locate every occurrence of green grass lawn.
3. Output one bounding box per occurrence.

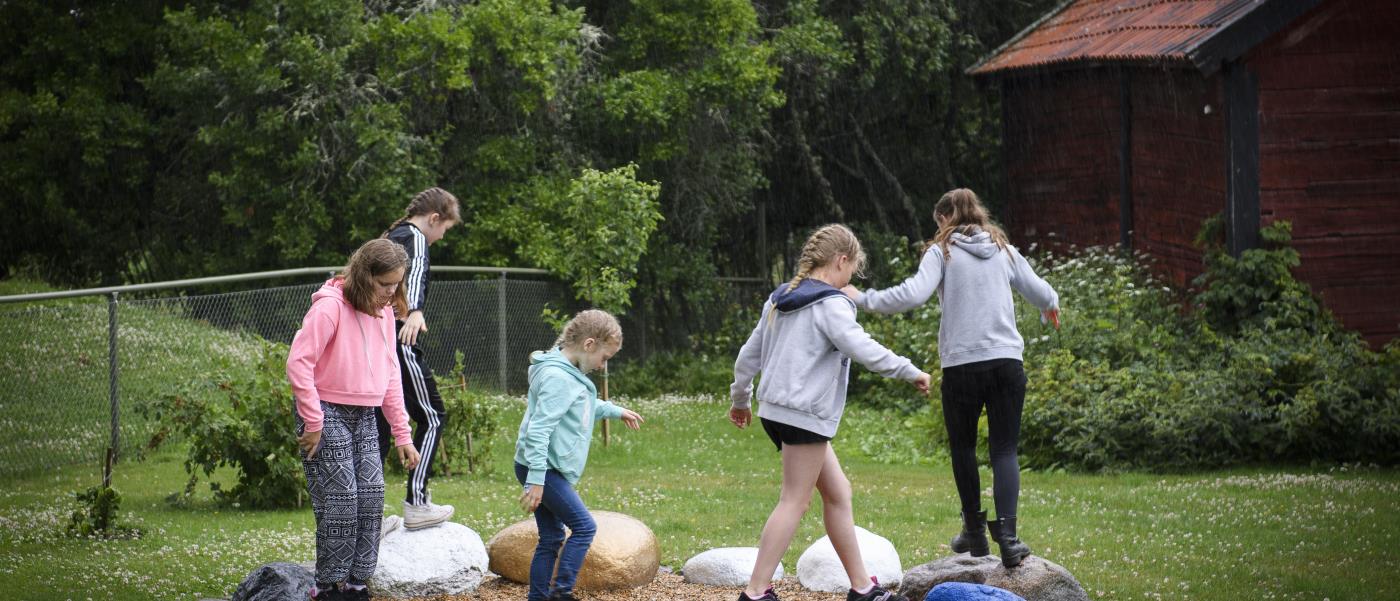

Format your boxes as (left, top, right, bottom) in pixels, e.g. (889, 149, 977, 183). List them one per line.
(1, 395, 1396, 600)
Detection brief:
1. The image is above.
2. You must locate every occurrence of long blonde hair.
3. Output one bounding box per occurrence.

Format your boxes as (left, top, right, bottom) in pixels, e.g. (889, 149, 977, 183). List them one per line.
(383, 187, 462, 236)
(338, 238, 409, 317)
(926, 188, 1010, 261)
(554, 309, 623, 350)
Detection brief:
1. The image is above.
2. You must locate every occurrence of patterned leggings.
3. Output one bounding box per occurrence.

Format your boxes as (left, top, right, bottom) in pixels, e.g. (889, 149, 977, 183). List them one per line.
(299, 402, 385, 585)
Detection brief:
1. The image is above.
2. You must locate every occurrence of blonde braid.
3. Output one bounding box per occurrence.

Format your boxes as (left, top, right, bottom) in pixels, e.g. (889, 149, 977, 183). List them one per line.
(769, 224, 865, 324)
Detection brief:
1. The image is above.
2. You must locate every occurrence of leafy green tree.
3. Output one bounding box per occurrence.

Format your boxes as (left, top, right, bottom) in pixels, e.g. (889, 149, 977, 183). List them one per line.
(511, 165, 662, 311)
(570, 0, 782, 343)
(0, 1, 174, 284)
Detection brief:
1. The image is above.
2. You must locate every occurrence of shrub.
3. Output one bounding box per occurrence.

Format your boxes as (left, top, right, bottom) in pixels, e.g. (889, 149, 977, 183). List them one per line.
(431, 351, 507, 476)
(66, 485, 138, 539)
(853, 220, 1400, 470)
(141, 340, 306, 509)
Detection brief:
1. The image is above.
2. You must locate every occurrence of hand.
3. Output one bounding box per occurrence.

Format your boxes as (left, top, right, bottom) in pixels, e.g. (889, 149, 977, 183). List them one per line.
(840, 285, 861, 301)
(396, 444, 421, 471)
(1042, 308, 1060, 330)
(398, 311, 427, 345)
(519, 485, 543, 513)
(913, 372, 932, 395)
(729, 407, 752, 429)
(619, 409, 644, 431)
(298, 429, 322, 459)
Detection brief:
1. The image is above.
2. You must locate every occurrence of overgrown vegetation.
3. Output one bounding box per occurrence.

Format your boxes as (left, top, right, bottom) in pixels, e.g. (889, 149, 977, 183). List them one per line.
(1016, 219, 1400, 470)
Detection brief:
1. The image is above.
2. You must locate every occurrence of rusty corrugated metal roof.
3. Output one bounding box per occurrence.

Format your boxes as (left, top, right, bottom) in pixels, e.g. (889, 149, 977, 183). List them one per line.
(969, 0, 1274, 75)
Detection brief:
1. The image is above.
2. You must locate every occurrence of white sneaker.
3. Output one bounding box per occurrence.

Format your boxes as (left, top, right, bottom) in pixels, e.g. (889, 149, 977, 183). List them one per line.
(380, 514, 403, 539)
(402, 496, 454, 530)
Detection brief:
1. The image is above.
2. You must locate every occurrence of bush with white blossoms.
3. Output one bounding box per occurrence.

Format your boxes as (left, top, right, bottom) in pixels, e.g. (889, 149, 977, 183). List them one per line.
(852, 220, 1400, 470)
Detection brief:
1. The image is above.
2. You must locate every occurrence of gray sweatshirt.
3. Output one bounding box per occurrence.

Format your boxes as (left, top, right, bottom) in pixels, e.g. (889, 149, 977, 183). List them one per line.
(731, 279, 923, 437)
(856, 229, 1059, 368)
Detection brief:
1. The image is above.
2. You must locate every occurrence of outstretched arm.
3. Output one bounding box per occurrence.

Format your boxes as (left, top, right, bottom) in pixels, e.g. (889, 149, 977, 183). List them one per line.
(853, 248, 945, 314)
(815, 299, 922, 382)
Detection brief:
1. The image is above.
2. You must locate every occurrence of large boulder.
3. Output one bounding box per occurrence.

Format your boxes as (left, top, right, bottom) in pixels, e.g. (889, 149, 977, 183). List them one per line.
(897, 555, 1087, 601)
(796, 527, 902, 593)
(487, 510, 659, 591)
(682, 547, 784, 586)
(371, 521, 489, 599)
(230, 562, 314, 601)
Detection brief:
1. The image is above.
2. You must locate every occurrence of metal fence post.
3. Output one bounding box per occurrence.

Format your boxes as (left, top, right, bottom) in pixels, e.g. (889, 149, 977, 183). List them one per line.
(498, 271, 508, 392)
(104, 291, 120, 488)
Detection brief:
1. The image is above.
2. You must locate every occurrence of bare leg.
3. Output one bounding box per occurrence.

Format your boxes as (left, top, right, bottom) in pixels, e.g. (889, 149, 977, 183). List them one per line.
(745, 443, 828, 598)
(815, 444, 870, 590)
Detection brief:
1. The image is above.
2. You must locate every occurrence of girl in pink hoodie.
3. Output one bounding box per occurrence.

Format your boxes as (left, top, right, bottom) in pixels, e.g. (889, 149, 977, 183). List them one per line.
(287, 238, 422, 601)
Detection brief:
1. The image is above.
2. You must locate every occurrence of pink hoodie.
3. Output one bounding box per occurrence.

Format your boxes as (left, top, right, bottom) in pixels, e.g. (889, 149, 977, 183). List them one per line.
(287, 279, 411, 443)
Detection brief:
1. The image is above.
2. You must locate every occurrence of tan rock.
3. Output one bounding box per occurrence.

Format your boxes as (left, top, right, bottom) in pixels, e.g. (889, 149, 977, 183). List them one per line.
(486, 510, 659, 591)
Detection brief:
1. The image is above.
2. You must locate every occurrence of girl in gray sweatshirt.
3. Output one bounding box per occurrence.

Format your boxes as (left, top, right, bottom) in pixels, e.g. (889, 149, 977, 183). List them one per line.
(847, 188, 1059, 569)
(730, 224, 931, 601)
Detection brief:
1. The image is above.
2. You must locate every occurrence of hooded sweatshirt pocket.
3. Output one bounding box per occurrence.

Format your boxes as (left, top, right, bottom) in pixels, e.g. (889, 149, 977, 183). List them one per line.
(762, 349, 844, 420)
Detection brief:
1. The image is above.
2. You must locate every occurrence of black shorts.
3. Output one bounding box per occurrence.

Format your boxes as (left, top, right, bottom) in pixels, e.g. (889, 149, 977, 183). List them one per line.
(761, 417, 831, 452)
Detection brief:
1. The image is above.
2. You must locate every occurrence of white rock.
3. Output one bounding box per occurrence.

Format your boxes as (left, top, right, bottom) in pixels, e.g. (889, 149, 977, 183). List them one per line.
(682, 547, 784, 586)
(796, 527, 902, 593)
(371, 521, 489, 599)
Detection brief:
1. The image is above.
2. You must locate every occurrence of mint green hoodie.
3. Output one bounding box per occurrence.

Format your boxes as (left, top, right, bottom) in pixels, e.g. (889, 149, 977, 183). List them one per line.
(514, 348, 624, 486)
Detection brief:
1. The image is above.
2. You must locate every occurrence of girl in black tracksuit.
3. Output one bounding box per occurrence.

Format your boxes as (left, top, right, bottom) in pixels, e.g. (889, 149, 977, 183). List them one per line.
(376, 187, 461, 529)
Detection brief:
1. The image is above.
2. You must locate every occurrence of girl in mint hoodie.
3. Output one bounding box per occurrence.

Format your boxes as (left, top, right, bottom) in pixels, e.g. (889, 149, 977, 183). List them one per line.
(287, 239, 422, 601)
(514, 309, 644, 601)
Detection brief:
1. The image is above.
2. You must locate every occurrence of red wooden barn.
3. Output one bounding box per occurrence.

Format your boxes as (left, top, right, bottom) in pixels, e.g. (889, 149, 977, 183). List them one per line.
(970, 0, 1400, 346)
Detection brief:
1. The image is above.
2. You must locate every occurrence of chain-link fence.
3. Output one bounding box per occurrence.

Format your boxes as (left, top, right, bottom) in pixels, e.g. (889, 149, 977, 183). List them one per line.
(0, 269, 770, 479)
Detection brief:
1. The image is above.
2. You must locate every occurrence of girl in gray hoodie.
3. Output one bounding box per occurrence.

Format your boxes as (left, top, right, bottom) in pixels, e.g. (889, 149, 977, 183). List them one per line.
(846, 188, 1059, 568)
(730, 224, 931, 601)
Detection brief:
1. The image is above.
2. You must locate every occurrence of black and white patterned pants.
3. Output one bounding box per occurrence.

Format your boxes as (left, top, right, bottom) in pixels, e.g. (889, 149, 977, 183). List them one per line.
(299, 402, 385, 585)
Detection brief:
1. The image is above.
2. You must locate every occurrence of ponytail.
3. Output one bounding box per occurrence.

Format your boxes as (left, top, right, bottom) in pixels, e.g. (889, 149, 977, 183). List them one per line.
(382, 187, 462, 237)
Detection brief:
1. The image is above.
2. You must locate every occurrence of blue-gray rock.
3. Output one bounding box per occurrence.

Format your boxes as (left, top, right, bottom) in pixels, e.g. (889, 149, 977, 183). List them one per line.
(230, 562, 314, 601)
(898, 555, 1087, 601)
(926, 582, 1027, 601)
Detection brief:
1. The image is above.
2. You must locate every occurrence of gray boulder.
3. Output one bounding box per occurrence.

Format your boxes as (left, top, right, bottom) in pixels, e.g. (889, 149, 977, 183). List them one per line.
(230, 562, 314, 601)
(898, 555, 1087, 601)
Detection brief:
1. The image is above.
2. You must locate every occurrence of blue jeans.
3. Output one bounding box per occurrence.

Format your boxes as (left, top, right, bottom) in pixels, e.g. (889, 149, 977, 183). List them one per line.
(514, 463, 596, 601)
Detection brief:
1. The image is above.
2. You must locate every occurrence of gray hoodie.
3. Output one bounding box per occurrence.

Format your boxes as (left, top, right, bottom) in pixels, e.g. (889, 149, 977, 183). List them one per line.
(731, 279, 923, 437)
(855, 228, 1058, 368)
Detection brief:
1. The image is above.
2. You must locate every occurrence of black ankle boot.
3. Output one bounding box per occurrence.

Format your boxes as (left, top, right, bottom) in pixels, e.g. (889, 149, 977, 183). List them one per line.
(950, 510, 989, 556)
(987, 516, 1031, 568)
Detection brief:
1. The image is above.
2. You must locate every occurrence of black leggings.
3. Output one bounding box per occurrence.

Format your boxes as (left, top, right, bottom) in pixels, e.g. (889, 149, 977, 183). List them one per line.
(941, 358, 1026, 519)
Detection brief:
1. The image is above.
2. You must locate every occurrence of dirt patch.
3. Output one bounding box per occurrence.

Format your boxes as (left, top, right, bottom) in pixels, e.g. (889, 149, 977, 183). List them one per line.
(431, 572, 847, 601)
